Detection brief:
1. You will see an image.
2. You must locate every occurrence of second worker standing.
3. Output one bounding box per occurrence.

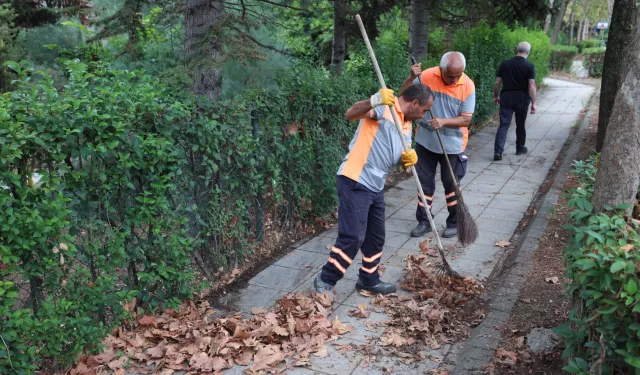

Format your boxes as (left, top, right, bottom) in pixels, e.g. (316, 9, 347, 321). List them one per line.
(400, 51, 476, 239)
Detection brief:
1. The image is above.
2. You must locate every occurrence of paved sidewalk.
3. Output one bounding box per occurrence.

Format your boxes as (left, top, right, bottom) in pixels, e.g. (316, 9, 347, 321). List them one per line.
(215, 78, 595, 375)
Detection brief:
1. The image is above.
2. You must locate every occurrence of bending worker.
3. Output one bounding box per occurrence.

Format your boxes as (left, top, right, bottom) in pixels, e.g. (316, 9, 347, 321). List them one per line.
(401, 52, 475, 239)
(314, 83, 434, 295)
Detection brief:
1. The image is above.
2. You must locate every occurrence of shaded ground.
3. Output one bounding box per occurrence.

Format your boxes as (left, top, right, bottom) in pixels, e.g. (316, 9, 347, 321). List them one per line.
(489, 89, 599, 375)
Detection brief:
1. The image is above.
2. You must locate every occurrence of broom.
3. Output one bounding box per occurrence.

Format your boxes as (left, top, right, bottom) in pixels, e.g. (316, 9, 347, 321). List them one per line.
(430, 109, 478, 246)
(409, 56, 478, 246)
(355, 15, 462, 279)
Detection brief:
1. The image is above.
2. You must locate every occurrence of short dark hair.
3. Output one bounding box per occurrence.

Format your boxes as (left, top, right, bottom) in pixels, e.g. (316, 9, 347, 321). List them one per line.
(401, 83, 434, 105)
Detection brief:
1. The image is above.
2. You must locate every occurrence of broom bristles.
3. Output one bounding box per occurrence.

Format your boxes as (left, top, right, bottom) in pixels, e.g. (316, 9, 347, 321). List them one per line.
(455, 187, 478, 246)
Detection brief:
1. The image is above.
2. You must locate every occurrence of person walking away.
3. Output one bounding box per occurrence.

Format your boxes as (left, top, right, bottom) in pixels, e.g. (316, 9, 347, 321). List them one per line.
(493, 41, 537, 161)
(314, 84, 434, 295)
(400, 52, 476, 239)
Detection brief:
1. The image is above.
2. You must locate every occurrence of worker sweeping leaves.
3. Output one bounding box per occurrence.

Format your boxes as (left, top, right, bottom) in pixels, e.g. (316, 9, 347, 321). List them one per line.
(314, 83, 434, 295)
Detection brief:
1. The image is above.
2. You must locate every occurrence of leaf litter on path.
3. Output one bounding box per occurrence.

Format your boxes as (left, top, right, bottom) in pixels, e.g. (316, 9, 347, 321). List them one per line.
(356, 252, 485, 365)
(63, 292, 353, 375)
(63, 244, 485, 374)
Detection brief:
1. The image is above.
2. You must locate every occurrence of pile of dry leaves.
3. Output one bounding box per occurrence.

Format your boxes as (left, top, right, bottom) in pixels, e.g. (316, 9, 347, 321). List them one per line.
(63, 293, 352, 375)
(353, 249, 486, 365)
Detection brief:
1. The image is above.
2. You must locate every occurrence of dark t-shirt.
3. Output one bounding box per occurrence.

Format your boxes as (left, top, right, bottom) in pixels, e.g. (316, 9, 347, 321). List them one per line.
(496, 56, 535, 93)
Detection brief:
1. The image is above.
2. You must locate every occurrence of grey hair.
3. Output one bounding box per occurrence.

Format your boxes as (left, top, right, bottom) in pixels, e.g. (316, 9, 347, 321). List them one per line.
(440, 51, 466, 72)
(516, 41, 531, 54)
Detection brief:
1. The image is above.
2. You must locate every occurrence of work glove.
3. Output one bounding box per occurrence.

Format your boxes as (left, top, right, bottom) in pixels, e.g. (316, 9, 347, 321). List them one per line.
(401, 148, 418, 169)
(370, 88, 395, 108)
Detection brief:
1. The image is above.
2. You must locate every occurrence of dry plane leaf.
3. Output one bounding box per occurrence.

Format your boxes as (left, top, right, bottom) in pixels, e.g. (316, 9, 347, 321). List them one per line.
(494, 240, 511, 248)
(495, 348, 517, 366)
(380, 332, 407, 347)
(621, 244, 634, 252)
(113, 370, 126, 375)
(147, 343, 166, 358)
(122, 298, 137, 313)
(313, 346, 329, 358)
(138, 315, 158, 327)
(251, 307, 267, 315)
(545, 276, 559, 284)
(107, 356, 127, 370)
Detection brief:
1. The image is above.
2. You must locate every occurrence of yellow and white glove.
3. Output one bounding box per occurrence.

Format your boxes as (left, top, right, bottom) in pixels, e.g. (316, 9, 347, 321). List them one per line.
(370, 88, 395, 108)
(401, 149, 418, 169)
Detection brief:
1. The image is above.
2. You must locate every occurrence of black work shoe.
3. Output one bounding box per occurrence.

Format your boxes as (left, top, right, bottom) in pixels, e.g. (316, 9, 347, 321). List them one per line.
(516, 147, 528, 155)
(355, 278, 397, 295)
(494, 153, 502, 161)
(410, 222, 432, 237)
(313, 274, 334, 294)
(442, 227, 457, 238)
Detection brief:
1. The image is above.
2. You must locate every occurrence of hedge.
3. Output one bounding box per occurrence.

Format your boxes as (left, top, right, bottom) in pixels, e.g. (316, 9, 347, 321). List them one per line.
(556, 156, 640, 374)
(454, 22, 551, 124)
(551, 45, 579, 72)
(583, 47, 606, 77)
(576, 39, 604, 54)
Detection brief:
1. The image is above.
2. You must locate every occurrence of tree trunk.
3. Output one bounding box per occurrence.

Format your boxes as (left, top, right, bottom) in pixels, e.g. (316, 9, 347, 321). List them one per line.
(544, 0, 555, 33)
(596, 0, 638, 151)
(582, 18, 590, 40)
(409, 0, 429, 60)
(577, 18, 583, 42)
(331, 0, 346, 74)
(552, 0, 571, 44)
(592, 12, 640, 214)
(184, 0, 225, 100)
(569, 11, 575, 45)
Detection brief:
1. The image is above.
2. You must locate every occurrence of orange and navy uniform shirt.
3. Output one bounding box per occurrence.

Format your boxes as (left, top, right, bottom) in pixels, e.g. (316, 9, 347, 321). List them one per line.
(414, 67, 475, 154)
(337, 98, 412, 193)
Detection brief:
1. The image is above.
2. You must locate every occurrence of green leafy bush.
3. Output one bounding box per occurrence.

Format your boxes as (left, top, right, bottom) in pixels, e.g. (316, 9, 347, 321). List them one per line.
(454, 22, 551, 125)
(582, 47, 606, 77)
(0, 45, 384, 371)
(551, 45, 578, 72)
(556, 155, 640, 374)
(576, 39, 604, 53)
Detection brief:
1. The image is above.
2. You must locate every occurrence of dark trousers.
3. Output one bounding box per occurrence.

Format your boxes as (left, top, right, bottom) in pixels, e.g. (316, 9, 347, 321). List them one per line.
(495, 91, 530, 155)
(320, 175, 385, 286)
(415, 144, 467, 229)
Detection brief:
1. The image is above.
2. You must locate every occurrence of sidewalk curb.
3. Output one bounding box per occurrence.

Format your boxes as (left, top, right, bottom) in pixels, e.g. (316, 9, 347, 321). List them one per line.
(446, 89, 598, 374)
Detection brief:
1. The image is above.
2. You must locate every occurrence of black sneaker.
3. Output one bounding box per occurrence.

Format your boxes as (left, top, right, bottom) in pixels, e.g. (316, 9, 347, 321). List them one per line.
(442, 227, 457, 238)
(313, 274, 334, 294)
(355, 278, 397, 295)
(516, 147, 528, 155)
(410, 222, 433, 237)
(494, 153, 502, 161)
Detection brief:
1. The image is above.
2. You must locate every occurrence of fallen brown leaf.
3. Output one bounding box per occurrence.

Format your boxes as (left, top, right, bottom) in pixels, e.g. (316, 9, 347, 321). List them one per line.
(621, 244, 634, 252)
(313, 346, 329, 358)
(138, 315, 157, 327)
(495, 348, 517, 366)
(545, 276, 559, 284)
(251, 307, 267, 315)
(495, 240, 511, 248)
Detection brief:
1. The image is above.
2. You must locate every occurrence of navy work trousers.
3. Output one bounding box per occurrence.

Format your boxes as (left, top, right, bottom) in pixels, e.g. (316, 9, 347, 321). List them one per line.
(415, 144, 467, 229)
(320, 175, 385, 286)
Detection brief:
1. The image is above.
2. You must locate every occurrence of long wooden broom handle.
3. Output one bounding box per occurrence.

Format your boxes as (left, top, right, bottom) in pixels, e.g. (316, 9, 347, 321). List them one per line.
(354, 14, 445, 253)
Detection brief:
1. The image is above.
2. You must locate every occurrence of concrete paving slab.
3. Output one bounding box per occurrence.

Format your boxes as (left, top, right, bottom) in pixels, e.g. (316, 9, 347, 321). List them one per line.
(331, 304, 390, 343)
(302, 343, 364, 375)
(248, 265, 316, 291)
